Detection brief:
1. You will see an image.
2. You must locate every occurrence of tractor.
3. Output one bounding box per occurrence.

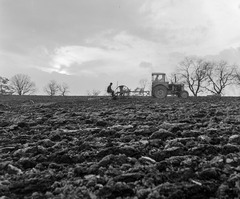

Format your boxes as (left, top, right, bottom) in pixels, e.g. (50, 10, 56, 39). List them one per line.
(151, 73, 189, 99)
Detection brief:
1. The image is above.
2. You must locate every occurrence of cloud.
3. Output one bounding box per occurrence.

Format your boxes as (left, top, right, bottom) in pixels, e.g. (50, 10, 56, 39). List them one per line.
(205, 47, 240, 65)
(2, 0, 240, 95)
(46, 31, 159, 76)
(139, 61, 153, 69)
(48, 45, 120, 75)
(139, 61, 154, 74)
(138, 0, 211, 46)
(0, 0, 147, 50)
(137, 0, 240, 55)
(2, 0, 240, 58)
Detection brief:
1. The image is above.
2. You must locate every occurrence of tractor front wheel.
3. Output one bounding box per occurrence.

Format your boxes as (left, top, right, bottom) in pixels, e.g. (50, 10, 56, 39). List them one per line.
(180, 91, 189, 98)
(153, 85, 167, 99)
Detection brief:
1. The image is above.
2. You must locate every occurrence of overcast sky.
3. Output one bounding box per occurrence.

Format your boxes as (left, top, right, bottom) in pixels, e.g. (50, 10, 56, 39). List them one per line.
(1, 0, 240, 95)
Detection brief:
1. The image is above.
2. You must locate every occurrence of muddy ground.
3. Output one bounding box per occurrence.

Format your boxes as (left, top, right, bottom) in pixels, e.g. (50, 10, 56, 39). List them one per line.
(1, 95, 240, 199)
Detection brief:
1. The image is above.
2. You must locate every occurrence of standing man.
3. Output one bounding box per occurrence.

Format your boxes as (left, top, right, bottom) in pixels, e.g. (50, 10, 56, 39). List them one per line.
(107, 82, 115, 97)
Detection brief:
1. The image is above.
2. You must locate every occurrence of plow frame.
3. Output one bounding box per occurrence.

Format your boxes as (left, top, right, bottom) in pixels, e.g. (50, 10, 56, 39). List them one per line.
(115, 85, 150, 97)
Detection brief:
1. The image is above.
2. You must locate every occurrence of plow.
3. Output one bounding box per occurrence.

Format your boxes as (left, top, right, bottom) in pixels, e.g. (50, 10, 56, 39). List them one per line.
(114, 85, 150, 97)
(113, 72, 189, 99)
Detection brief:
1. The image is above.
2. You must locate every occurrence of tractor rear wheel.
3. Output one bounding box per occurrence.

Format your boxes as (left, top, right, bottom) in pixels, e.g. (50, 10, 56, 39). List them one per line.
(153, 85, 167, 98)
(180, 91, 189, 98)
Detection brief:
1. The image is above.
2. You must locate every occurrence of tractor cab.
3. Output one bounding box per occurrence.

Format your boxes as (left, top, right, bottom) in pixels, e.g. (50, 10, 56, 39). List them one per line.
(152, 73, 167, 83)
(152, 73, 169, 87)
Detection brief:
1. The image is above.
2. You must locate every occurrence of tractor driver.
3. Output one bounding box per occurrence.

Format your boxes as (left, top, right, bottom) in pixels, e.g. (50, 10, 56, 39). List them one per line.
(107, 82, 115, 97)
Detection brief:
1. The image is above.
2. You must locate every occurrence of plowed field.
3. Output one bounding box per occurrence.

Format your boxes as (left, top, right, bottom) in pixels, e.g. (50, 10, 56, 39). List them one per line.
(1, 96, 240, 199)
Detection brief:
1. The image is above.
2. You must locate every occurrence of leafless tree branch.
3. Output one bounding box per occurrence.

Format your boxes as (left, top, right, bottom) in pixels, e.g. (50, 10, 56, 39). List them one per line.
(44, 80, 59, 96)
(177, 57, 210, 96)
(203, 61, 236, 95)
(58, 82, 70, 96)
(10, 74, 36, 95)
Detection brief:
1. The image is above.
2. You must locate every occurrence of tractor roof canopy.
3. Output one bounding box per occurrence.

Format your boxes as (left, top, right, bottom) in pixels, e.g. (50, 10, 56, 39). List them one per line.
(152, 73, 166, 76)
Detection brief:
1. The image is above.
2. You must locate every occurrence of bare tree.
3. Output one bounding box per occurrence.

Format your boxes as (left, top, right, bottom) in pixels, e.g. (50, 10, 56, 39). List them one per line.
(0, 76, 13, 95)
(234, 70, 240, 85)
(58, 82, 70, 96)
(10, 74, 36, 95)
(177, 57, 210, 96)
(87, 89, 101, 96)
(204, 60, 236, 95)
(44, 80, 59, 96)
(139, 79, 148, 91)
